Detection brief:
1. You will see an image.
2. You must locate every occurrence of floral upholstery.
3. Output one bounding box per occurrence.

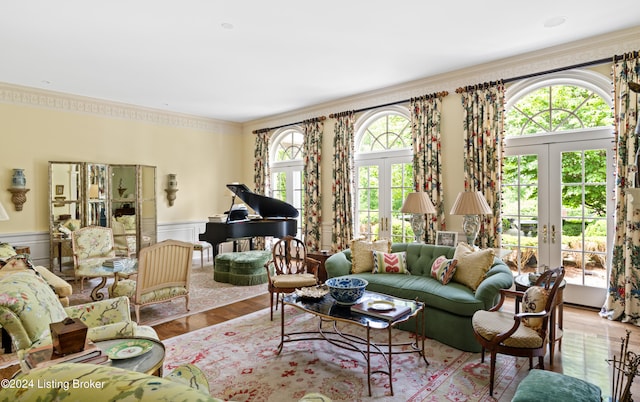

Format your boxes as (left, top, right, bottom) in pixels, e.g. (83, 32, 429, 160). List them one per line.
(0, 272, 157, 352)
(72, 226, 117, 287)
(0, 362, 222, 401)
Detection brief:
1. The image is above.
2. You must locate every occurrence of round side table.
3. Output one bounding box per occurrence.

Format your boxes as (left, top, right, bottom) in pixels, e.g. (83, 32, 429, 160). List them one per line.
(514, 273, 566, 364)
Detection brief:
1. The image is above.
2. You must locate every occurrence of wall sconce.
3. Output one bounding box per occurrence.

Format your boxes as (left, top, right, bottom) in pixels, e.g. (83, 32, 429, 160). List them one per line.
(8, 168, 30, 211)
(165, 173, 178, 206)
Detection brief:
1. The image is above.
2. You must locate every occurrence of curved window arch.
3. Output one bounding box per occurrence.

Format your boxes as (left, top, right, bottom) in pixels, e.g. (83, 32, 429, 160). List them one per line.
(505, 70, 613, 136)
(270, 128, 304, 164)
(356, 107, 412, 154)
(354, 107, 414, 242)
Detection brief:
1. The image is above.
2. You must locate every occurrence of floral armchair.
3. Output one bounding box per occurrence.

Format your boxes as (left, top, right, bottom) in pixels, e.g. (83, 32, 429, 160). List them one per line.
(71, 225, 117, 289)
(0, 272, 157, 353)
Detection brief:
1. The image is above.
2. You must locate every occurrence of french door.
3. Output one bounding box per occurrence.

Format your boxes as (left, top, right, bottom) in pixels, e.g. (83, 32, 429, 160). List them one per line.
(355, 152, 413, 242)
(502, 131, 614, 307)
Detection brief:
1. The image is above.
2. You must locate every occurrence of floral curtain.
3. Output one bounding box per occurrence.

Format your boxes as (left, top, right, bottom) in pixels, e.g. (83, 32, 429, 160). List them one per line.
(601, 53, 640, 325)
(410, 93, 447, 243)
(302, 119, 323, 251)
(458, 82, 505, 248)
(331, 112, 356, 251)
(253, 130, 271, 250)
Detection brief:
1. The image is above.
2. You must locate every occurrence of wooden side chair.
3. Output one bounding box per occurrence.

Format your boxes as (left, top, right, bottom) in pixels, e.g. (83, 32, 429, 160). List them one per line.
(264, 236, 320, 320)
(471, 266, 565, 396)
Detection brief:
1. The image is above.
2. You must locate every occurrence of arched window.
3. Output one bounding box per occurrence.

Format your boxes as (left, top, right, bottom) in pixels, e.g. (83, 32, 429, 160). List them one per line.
(354, 107, 414, 242)
(270, 128, 304, 237)
(501, 69, 614, 308)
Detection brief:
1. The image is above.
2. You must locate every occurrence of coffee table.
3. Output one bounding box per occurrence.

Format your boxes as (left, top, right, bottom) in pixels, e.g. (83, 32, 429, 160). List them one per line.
(77, 259, 137, 301)
(279, 290, 427, 396)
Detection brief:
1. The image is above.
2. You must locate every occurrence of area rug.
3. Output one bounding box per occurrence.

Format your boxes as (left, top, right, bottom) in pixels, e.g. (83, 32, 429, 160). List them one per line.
(68, 262, 268, 326)
(163, 306, 529, 401)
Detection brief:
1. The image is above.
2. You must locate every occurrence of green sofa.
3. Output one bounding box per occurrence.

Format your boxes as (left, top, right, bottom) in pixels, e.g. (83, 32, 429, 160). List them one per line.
(324, 243, 514, 352)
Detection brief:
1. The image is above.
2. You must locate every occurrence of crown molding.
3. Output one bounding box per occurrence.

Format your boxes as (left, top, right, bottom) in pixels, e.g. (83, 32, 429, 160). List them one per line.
(246, 26, 640, 131)
(0, 82, 241, 134)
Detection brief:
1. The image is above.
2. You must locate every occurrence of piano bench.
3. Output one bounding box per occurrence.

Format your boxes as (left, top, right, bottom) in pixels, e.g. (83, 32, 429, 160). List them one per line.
(193, 242, 212, 268)
(214, 250, 272, 286)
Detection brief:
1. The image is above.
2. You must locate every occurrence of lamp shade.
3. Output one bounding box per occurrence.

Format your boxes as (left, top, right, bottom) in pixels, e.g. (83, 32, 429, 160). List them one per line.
(449, 191, 492, 215)
(0, 201, 9, 221)
(401, 192, 436, 214)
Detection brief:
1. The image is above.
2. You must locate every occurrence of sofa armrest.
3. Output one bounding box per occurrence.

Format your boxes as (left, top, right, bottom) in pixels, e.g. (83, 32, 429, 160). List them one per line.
(325, 251, 352, 278)
(64, 296, 132, 328)
(475, 261, 515, 309)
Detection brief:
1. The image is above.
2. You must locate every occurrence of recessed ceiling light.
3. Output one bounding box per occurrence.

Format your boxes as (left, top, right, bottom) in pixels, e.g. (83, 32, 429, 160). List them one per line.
(221, 22, 234, 30)
(544, 16, 567, 28)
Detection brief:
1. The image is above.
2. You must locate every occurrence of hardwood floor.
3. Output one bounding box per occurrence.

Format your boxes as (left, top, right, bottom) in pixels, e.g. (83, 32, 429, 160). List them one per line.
(2, 294, 639, 399)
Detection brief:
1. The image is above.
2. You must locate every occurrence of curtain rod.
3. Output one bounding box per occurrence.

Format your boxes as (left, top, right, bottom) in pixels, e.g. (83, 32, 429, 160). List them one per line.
(252, 116, 326, 134)
(456, 51, 639, 92)
(328, 91, 449, 118)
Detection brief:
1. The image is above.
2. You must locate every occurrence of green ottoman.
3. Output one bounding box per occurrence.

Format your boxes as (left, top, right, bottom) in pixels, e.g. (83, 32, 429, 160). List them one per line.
(228, 250, 272, 286)
(512, 369, 601, 402)
(213, 252, 236, 283)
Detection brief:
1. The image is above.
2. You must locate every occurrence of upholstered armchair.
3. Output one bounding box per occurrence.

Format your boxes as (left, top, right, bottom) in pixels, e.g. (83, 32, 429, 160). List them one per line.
(110, 240, 194, 323)
(0, 272, 157, 353)
(71, 225, 117, 289)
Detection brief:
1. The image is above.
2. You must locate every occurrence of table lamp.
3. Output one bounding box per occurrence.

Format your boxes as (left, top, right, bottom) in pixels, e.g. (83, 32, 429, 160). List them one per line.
(449, 191, 492, 247)
(401, 192, 436, 242)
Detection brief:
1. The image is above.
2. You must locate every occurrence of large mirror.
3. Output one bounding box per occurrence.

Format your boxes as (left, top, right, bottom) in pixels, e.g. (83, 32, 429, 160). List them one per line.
(49, 161, 156, 269)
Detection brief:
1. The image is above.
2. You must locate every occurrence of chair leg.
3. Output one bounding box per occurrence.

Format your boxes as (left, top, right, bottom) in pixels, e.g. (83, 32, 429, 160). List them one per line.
(489, 351, 497, 396)
(480, 347, 485, 363)
(270, 292, 275, 321)
(134, 306, 140, 324)
(529, 357, 533, 369)
(538, 356, 544, 370)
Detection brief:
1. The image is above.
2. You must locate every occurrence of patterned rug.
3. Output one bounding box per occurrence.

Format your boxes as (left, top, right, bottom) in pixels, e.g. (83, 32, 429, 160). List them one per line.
(163, 306, 530, 401)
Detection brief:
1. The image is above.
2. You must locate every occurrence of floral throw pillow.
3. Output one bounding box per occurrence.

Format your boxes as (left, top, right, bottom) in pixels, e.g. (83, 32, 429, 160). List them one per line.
(522, 286, 549, 334)
(372, 251, 409, 274)
(430, 256, 458, 284)
(451, 243, 495, 290)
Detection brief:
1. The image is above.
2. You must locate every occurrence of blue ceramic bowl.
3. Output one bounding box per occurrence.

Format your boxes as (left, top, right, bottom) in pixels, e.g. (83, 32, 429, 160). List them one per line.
(325, 276, 368, 305)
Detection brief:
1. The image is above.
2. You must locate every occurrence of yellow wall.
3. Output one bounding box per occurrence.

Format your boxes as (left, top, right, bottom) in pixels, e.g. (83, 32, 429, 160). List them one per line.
(0, 100, 243, 234)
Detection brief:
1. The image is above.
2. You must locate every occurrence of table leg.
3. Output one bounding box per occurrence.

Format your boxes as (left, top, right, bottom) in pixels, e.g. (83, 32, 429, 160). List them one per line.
(278, 296, 285, 354)
(90, 277, 108, 301)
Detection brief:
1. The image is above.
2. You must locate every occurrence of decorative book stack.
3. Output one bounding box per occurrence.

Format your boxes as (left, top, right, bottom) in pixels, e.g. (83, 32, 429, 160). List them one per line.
(350, 299, 411, 321)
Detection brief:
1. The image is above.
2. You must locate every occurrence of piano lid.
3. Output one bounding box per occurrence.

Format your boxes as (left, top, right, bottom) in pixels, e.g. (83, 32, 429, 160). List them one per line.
(227, 184, 299, 219)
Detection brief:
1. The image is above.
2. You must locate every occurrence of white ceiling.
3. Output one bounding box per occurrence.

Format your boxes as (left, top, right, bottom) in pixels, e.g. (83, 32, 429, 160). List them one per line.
(1, 1, 639, 123)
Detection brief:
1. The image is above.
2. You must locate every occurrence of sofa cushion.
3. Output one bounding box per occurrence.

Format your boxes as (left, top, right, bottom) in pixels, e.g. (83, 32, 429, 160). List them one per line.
(372, 251, 409, 274)
(350, 238, 391, 273)
(452, 243, 495, 290)
(430, 256, 458, 285)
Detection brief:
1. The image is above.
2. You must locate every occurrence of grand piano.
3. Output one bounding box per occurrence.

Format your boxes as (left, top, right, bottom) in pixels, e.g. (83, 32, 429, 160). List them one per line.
(199, 184, 298, 258)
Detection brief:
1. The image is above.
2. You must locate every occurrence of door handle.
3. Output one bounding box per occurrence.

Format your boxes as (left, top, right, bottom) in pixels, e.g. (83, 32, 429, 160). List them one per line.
(542, 224, 548, 243)
(551, 224, 556, 244)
